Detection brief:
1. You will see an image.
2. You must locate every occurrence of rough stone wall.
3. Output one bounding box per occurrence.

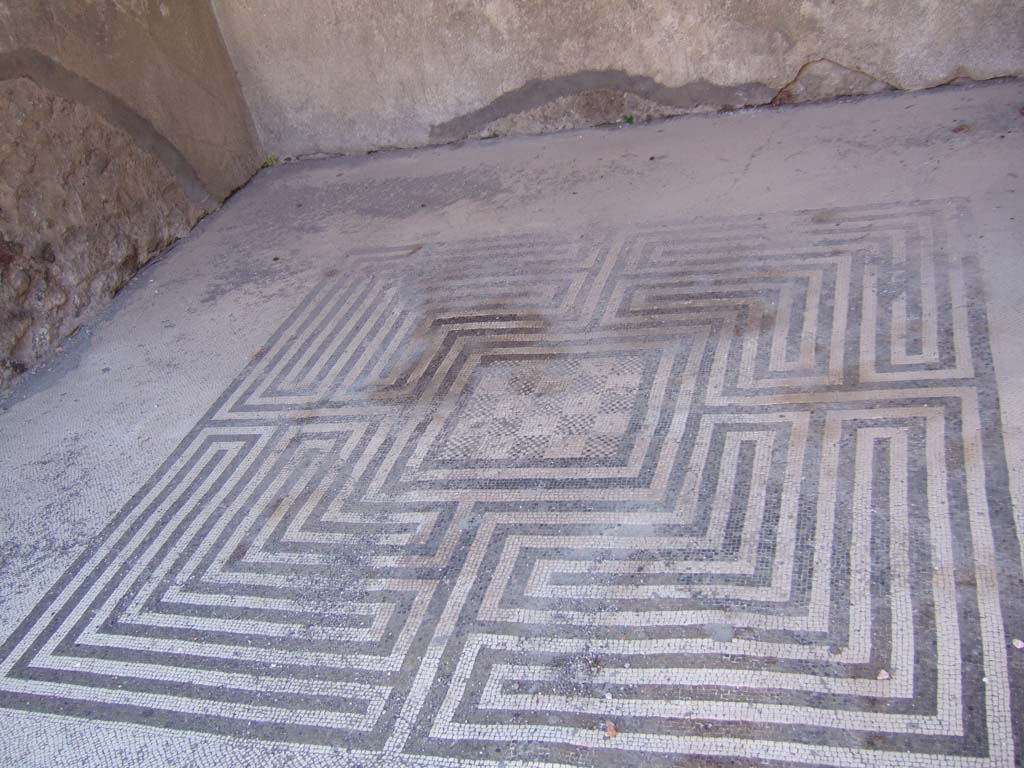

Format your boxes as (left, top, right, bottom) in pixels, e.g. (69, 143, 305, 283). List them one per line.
(212, 0, 1024, 157)
(0, 78, 201, 384)
(0, 0, 262, 387)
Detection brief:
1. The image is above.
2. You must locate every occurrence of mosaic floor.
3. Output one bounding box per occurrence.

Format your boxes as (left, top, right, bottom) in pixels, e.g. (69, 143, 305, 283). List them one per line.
(1, 200, 1022, 766)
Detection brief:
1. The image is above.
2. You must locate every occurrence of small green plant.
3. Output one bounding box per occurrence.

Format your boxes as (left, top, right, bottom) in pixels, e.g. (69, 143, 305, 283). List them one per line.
(260, 155, 280, 169)
(623, 114, 635, 125)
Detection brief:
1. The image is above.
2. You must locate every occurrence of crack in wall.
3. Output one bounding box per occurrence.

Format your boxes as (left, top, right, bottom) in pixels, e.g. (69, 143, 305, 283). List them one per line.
(772, 57, 894, 105)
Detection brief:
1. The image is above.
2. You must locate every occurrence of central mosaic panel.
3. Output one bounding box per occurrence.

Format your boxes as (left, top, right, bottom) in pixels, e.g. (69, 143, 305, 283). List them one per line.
(430, 352, 648, 465)
(1, 201, 1021, 766)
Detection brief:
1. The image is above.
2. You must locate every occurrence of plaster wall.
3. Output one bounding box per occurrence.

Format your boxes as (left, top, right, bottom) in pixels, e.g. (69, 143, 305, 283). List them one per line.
(212, 0, 1024, 157)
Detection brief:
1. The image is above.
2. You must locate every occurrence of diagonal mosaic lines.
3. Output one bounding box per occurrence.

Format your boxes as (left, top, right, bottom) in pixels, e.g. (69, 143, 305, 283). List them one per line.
(1, 200, 1021, 766)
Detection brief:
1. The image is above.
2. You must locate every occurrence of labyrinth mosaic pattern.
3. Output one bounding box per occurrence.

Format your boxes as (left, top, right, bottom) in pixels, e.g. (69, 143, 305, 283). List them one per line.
(1, 200, 1022, 766)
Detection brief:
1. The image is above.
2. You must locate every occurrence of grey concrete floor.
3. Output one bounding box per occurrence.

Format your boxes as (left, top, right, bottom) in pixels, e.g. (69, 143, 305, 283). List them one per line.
(1, 80, 1023, 767)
